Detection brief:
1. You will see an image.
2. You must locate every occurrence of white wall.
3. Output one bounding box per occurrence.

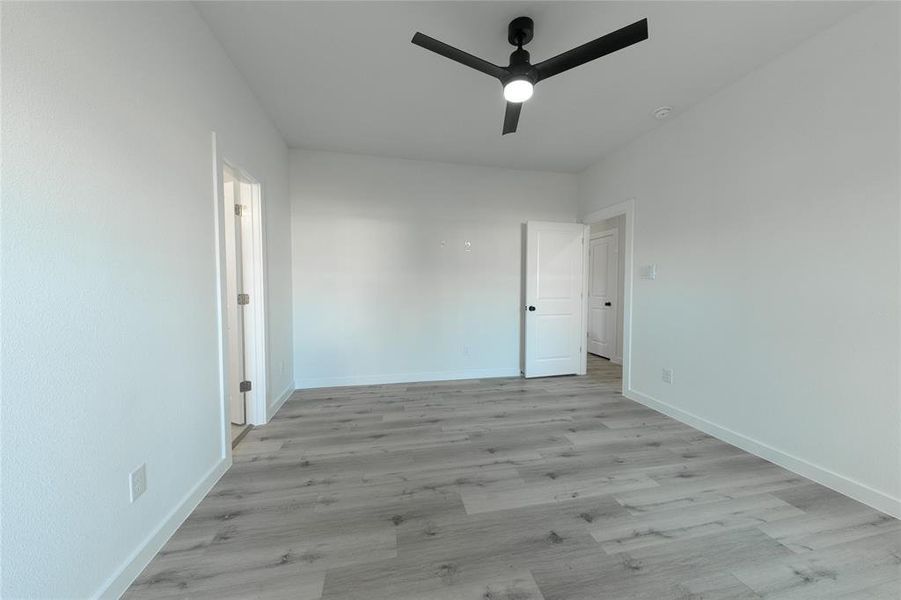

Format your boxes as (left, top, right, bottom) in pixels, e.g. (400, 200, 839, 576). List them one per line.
(1, 3, 293, 597)
(579, 5, 901, 516)
(290, 150, 579, 388)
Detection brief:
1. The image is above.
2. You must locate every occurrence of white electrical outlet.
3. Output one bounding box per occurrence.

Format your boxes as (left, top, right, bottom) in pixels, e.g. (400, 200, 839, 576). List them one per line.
(463, 240, 472, 251)
(641, 264, 657, 280)
(130, 464, 147, 502)
(662, 368, 674, 384)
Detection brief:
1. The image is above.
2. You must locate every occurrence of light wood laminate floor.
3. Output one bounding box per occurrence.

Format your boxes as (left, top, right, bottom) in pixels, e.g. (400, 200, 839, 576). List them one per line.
(126, 356, 901, 599)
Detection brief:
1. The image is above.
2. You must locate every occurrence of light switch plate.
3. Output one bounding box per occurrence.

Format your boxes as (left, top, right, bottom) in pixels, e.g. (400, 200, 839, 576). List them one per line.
(130, 464, 147, 502)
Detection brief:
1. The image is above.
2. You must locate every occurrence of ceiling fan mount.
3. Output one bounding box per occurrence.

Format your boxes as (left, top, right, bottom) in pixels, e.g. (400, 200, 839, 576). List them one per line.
(412, 15, 648, 134)
(507, 16, 534, 47)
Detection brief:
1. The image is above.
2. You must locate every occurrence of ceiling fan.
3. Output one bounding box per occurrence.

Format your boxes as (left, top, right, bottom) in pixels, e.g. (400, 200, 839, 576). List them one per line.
(412, 16, 648, 134)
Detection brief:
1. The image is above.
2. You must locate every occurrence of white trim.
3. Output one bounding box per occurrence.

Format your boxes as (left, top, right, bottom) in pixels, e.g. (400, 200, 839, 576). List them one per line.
(590, 228, 617, 240)
(211, 132, 231, 463)
(582, 198, 635, 393)
(579, 224, 589, 376)
(897, 0, 901, 530)
(624, 387, 901, 519)
(583, 200, 634, 226)
(296, 368, 521, 390)
(95, 457, 231, 599)
(266, 385, 294, 421)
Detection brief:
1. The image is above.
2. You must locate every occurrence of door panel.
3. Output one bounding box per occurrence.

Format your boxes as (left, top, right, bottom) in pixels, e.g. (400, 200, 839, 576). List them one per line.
(524, 221, 586, 378)
(223, 175, 246, 426)
(587, 231, 618, 358)
(225, 168, 253, 426)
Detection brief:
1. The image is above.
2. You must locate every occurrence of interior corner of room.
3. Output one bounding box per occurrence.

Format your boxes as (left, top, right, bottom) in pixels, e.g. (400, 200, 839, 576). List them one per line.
(2, 2, 900, 599)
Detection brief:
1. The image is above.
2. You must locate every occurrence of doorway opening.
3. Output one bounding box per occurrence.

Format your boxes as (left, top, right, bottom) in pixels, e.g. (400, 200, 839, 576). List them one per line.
(222, 163, 267, 447)
(587, 221, 622, 363)
(583, 199, 634, 394)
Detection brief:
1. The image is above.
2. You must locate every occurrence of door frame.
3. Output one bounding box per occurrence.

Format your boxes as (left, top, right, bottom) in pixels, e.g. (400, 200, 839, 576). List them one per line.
(223, 161, 268, 427)
(212, 134, 270, 464)
(587, 228, 619, 360)
(583, 198, 634, 394)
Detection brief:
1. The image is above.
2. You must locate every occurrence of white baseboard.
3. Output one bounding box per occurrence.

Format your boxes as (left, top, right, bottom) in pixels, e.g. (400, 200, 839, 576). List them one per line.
(624, 388, 901, 519)
(267, 385, 294, 421)
(96, 457, 231, 599)
(296, 367, 521, 390)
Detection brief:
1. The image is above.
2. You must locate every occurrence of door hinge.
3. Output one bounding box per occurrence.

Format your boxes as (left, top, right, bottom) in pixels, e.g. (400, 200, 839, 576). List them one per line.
(237, 293, 250, 305)
(239, 380, 252, 393)
(235, 204, 246, 217)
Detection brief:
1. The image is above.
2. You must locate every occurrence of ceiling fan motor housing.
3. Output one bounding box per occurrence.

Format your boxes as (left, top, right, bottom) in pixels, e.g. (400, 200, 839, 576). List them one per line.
(504, 47, 538, 86)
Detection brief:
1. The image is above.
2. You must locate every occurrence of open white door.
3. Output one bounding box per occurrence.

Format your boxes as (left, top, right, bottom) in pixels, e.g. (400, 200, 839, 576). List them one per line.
(223, 170, 247, 426)
(524, 221, 587, 378)
(588, 229, 618, 358)
(223, 174, 243, 425)
(223, 165, 267, 428)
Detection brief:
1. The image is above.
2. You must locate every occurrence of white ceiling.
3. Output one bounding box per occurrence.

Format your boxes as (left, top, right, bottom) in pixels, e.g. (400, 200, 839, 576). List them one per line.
(197, 1, 861, 173)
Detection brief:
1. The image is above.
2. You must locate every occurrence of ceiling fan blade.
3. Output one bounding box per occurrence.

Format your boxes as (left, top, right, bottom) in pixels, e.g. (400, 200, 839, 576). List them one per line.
(502, 102, 522, 135)
(535, 18, 648, 81)
(412, 32, 508, 80)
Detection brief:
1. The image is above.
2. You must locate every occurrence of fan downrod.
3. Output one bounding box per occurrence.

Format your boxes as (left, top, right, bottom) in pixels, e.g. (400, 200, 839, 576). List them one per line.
(507, 17, 534, 47)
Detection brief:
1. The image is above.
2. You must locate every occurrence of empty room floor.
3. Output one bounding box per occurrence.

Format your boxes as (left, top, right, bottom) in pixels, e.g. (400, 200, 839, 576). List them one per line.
(126, 356, 901, 599)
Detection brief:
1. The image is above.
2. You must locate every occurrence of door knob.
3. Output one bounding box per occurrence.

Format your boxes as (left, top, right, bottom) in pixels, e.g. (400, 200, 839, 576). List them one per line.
(604, 302, 612, 307)
(528, 306, 536, 311)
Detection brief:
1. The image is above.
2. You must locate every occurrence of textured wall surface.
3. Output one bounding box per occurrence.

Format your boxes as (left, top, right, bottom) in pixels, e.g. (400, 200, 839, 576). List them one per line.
(1, 3, 292, 596)
(579, 5, 900, 514)
(290, 150, 579, 388)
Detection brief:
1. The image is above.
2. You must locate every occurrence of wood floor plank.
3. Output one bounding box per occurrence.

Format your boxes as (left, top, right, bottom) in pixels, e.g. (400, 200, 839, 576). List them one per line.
(589, 492, 805, 553)
(126, 356, 900, 600)
(730, 530, 901, 599)
(757, 503, 901, 553)
(460, 470, 659, 515)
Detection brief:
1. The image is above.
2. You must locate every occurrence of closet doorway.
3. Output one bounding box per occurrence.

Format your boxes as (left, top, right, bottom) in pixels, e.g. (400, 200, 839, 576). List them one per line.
(222, 163, 267, 446)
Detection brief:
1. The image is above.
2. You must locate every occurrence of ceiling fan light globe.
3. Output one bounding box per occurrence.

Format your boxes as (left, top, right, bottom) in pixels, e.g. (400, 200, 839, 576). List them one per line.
(503, 79, 533, 103)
